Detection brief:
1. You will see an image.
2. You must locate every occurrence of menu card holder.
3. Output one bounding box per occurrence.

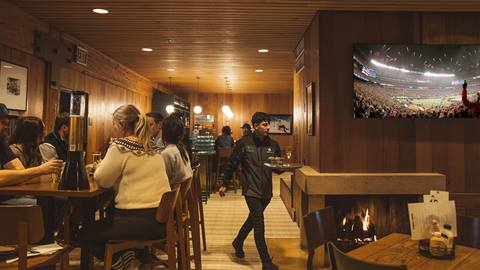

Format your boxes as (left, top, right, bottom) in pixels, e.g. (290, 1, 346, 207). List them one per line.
(408, 190, 456, 259)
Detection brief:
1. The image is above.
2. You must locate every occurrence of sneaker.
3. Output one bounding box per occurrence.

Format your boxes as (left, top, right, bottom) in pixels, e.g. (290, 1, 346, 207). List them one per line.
(111, 255, 123, 270)
(232, 239, 245, 258)
(262, 261, 279, 270)
(121, 251, 136, 270)
(218, 186, 227, 197)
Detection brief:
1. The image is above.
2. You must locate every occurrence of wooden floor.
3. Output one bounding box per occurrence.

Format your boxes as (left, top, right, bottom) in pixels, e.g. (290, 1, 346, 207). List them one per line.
(68, 172, 308, 269)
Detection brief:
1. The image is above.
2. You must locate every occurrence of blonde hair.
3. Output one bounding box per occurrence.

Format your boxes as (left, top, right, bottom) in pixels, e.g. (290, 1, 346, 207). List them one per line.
(113, 104, 152, 150)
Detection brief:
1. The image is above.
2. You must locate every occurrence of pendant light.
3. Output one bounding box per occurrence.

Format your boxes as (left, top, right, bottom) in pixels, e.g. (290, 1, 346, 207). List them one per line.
(166, 77, 174, 114)
(222, 77, 234, 119)
(193, 76, 202, 114)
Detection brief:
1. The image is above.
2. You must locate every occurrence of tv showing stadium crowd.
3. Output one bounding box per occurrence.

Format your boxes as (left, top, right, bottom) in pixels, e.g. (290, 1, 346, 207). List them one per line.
(354, 44, 480, 118)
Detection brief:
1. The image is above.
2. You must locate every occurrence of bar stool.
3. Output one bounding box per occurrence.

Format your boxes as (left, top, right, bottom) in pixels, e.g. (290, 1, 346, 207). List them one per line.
(215, 147, 234, 191)
(177, 177, 202, 270)
(192, 164, 207, 251)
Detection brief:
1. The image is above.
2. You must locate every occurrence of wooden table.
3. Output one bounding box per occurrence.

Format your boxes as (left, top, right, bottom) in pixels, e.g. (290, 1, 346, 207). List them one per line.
(0, 180, 107, 270)
(348, 233, 480, 269)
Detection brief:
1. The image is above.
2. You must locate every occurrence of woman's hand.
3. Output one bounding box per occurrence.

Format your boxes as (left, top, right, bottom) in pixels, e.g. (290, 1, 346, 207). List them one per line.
(38, 160, 63, 174)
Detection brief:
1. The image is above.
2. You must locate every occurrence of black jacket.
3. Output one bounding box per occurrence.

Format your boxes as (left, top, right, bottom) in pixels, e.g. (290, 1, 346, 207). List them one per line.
(223, 134, 281, 199)
(44, 131, 68, 161)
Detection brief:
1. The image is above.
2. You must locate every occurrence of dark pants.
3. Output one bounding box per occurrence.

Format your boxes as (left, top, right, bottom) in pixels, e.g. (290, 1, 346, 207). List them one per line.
(235, 196, 272, 263)
(76, 208, 166, 261)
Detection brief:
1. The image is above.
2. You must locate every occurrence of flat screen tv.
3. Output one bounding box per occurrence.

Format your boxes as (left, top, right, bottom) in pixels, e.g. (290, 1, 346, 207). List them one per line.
(353, 44, 480, 118)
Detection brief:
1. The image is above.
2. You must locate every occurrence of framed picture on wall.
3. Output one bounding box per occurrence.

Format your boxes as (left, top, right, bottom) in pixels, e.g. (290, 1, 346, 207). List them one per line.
(0, 61, 28, 111)
(269, 114, 293, 135)
(306, 82, 315, 136)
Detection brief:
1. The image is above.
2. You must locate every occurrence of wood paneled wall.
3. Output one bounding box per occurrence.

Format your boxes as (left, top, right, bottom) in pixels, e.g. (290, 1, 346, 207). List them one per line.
(294, 11, 480, 193)
(186, 93, 294, 152)
(0, 1, 153, 162)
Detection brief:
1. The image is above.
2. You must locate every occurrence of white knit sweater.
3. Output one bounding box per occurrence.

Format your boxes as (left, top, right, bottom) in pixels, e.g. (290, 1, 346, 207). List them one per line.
(94, 138, 170, 209)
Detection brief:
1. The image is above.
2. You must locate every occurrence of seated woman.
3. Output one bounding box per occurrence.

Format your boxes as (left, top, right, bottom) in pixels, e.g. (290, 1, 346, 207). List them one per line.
(2, 116, 54, 205)
(9, 116, 44, 168)
(161, 114, 193, 186)
(77, 105, 170, 270)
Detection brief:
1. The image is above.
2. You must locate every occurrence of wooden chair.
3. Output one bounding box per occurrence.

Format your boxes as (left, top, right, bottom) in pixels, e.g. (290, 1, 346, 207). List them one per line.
(177, 177, 202, 270)
(103, 188, 183, 270)
(191, 164, 207, 251)
(303, 206, 337, 270)
(327, 242, 407, 270)
(0, 205, 71, 270)
(457, 215, 480, 249)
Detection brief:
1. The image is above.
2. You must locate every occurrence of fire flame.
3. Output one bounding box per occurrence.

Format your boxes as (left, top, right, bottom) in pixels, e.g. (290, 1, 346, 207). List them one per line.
(342, 217, 347, 226)
(363, 209, 370, 231)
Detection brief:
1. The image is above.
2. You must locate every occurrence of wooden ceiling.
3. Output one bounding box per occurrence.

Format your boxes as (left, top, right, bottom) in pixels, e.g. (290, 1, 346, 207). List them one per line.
(10, 0, 480, 94)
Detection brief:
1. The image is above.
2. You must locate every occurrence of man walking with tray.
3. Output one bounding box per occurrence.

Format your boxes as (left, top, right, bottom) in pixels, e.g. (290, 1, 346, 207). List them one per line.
(222, 111, 281, 270)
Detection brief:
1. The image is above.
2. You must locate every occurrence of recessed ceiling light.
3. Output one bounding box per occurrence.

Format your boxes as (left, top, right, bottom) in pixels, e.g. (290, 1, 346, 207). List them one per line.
(3, 65, 13, 69)
(255, 69, 263, 73)
(258, 49, 269, 53)
(167, 68, 175, 72)
(92, 8, 109, 14)
(141, 48, 153, 52)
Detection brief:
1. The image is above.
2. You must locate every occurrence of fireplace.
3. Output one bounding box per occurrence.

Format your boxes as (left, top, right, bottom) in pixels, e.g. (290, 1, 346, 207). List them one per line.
(293, 167, 446, 248)
(338, 208, 376, 242)
(327, 195, 419, 247)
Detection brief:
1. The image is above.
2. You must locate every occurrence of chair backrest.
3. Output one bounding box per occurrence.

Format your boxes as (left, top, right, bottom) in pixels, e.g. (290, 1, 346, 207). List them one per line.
(457, 215, 480, 248)
(0, 205, 44, 244)
(156, 188, 181, 223)
(217, 147, 233, 159)
(179, 177, 193, 200)
(327, 242, 407, 270)
(191, 164, 201, 198)
(303, 207, 337, 252)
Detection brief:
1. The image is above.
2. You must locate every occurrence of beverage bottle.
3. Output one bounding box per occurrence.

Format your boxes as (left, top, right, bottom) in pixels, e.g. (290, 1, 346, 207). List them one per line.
(429, 231, 447, 257)
(442, 224, 454, 256)
(430, 219, 440, 235)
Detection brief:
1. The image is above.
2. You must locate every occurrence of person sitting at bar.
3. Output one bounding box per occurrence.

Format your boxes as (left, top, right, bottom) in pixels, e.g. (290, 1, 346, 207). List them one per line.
(215, 125, 235, 150)
(146, 111, 165, 150)
(40, 113, 69, 161)
(161, 114, 193, 186)
(76, 104, 170, 270)
(0, 103, 63, 187)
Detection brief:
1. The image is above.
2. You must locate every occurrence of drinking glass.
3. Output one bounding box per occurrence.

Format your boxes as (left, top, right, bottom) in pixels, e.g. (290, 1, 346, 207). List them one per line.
(51, 162, 65, 183)
(285, 150, 292, 164)
(91, 152, 102, 174)
(92, 152, 102, 165)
